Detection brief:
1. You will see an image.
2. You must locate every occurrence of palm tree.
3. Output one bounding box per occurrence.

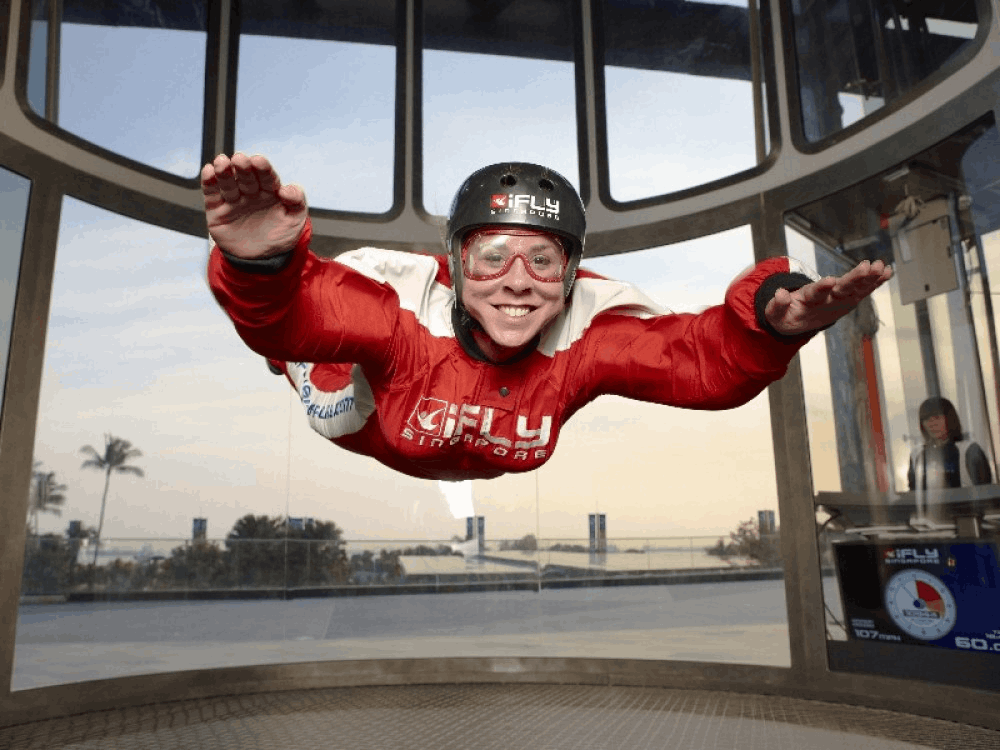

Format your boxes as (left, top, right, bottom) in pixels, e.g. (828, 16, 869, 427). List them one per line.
(27, 463, 68, 537)
(26, 459, 41, 534)
(80, 434, 145, 565)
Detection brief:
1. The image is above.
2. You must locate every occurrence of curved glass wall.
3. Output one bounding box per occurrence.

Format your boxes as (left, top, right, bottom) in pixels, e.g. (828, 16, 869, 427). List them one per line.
(603, 0, 769, 202)
(788, 116, 1000, 691)
(27, 0, 207, 177)
(545, 226, 789, 666)
(15, 220, 787, 690)
(791, 0, 981, 144)
(16, 197, 294, 688)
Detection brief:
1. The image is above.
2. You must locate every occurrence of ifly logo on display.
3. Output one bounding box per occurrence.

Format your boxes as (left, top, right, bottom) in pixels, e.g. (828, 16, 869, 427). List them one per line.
(883, 547, 941, 565)
(490, 194, 560, 219)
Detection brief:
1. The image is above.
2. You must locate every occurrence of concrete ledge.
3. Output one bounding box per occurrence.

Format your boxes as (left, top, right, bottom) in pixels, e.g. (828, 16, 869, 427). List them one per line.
(18, 595, 67, 605)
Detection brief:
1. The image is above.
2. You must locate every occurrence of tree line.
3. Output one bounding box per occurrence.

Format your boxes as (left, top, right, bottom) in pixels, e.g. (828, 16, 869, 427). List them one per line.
(705, 517, 782, 566)
(23, 432, 462, 596)
(25, 435, 783, 595)
(21, 513, 469, 596)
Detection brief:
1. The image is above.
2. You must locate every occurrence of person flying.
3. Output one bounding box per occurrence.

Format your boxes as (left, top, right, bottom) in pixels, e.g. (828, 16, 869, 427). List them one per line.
(205, 153, 892, 481)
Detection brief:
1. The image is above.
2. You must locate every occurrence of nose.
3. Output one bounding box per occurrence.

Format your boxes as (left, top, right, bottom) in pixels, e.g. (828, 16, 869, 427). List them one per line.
(502, 255, 533, 292)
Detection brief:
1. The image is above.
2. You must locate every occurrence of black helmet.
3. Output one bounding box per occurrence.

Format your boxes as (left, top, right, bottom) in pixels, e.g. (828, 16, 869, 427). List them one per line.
(446, 162, 586, 299)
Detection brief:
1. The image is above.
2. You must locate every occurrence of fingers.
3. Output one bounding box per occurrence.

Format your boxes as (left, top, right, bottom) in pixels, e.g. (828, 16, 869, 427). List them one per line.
(277, 183, 307, 211)
(794, 260, 892, 309)
(775, 259, 890, 321)
(200, 160, 224, 205)
(798, 276, 837, 306)
(230, 152, 261, 197)
(830, 259, 893, 300)
(201, 152, 279, 205)
(249, 153, 280, 193)
(768, 259, 895, 335)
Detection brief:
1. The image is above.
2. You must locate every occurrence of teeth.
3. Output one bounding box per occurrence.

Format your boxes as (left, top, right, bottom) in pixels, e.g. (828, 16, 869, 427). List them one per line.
(498, 306, 532, 318)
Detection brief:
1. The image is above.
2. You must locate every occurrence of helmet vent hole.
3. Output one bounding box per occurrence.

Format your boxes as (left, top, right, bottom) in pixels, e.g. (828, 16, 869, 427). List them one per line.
(538, 178, 555, 192)
(500, 174, 517, 187)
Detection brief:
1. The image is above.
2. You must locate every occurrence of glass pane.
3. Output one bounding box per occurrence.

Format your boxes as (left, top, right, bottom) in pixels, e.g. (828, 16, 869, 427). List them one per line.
(422, 0, 578, 215)
(33, 2, 207, 176)
(236, 6, 396, 213)
(15, 197, 531, 686)
(15, 209, 790, 688)
(791, 0, 980, 143)
(27, 0, 48, 116)
(525, 226, 789, 666)
(15, 197, 295, 689)
(603, 0, 764, 202)
(788, 117, 1000, 691)
(786, 227, 845, 494)
(0, 167, 30, 408)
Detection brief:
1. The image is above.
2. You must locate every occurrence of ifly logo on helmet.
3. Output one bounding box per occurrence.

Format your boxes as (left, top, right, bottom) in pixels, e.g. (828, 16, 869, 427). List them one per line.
(490, 194, 560, 219)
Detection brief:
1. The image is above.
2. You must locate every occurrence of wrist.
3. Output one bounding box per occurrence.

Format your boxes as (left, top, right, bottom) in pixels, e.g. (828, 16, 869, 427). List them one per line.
(217, 218, 312, 275)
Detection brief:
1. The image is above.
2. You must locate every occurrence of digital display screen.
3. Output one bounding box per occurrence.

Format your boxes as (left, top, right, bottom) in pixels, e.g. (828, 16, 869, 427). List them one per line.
(835, 541, 1000, 654)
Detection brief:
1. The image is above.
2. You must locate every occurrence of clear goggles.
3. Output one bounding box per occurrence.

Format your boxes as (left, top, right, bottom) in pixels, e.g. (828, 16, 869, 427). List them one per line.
(461, 228, 568, 282)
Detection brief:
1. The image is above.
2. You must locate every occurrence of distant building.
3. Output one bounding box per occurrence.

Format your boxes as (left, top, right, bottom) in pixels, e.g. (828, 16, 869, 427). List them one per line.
(758, 510, 776, 536)
(465, 515, 485, 555)
(398, 555, 535, 585)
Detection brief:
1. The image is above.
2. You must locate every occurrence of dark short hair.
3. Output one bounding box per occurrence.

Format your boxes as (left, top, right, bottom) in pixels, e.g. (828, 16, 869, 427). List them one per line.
(918, 397, 964, 442)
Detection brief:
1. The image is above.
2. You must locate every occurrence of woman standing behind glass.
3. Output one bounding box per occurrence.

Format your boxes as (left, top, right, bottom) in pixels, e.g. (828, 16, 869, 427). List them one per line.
(908, 396, 993, 491)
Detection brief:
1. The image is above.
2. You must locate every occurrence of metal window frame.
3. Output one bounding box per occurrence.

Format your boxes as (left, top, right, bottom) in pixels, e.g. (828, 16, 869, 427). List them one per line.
(780, 0, 994, 153)
(591, 0, 782, 212)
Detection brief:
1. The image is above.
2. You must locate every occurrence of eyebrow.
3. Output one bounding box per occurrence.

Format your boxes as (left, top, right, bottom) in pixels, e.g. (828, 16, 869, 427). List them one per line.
(479, 237, 562, 254)
(529, 242, 562, 253)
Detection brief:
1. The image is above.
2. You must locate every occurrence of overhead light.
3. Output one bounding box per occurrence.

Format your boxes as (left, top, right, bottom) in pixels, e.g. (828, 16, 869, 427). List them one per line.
(842, 236, 877, 251)
(883, 166, 910, 183)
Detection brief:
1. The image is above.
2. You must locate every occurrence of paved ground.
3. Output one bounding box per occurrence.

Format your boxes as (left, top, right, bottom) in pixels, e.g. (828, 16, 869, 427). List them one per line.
(12, 578, 836, 690)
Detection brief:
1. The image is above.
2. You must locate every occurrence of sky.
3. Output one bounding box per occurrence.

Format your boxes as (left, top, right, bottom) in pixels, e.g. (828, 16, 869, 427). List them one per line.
(12, 8, 999, 550)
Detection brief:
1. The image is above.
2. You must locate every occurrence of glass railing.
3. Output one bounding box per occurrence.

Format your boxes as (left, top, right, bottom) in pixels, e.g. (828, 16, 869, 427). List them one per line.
(19, 534, 781, 601)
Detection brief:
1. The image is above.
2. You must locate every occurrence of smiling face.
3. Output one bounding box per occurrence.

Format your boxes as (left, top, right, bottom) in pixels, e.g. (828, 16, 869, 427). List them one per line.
(459, 229, 567, 362)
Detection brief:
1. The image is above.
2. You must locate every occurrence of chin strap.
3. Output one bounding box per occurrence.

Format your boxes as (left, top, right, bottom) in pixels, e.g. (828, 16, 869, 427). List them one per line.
(451, 303, 496, 363)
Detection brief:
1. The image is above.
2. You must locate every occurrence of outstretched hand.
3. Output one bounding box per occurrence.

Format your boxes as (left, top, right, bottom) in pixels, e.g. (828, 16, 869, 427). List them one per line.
(201, 153, 307, 259)
(764, 260, 894, 336)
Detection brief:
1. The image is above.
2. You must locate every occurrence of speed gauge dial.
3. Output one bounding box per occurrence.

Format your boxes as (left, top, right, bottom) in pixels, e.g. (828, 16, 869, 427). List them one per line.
(884, 568, 958, 641)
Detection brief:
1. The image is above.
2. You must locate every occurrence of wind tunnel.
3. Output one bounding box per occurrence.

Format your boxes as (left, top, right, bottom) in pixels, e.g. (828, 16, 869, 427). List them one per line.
(2, 0, 1000, 746)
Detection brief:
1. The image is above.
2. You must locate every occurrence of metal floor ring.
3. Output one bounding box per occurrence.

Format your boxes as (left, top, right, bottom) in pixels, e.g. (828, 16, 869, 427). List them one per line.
(2, 683, 999, 749)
